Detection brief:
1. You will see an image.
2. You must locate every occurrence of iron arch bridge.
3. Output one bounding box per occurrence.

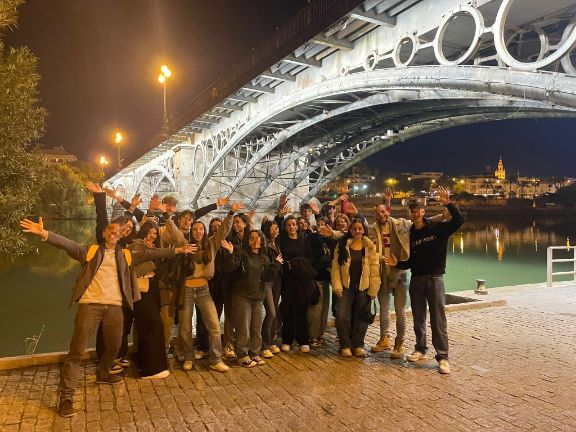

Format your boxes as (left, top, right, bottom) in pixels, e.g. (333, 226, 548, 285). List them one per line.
(107, 0, 576, 213)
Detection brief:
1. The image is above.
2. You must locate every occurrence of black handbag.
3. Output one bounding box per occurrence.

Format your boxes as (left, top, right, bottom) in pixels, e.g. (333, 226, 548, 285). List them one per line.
(359, 295, 378, 324)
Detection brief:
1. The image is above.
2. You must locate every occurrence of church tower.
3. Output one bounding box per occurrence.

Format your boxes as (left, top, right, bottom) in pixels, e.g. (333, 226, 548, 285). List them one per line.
(494, 157, 506, 180)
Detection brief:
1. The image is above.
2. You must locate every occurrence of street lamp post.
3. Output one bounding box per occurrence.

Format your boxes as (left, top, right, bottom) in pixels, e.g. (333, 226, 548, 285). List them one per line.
(158, 65, 172, 134)
(99, 156, 109, 180)
(115, 132, 123, 169)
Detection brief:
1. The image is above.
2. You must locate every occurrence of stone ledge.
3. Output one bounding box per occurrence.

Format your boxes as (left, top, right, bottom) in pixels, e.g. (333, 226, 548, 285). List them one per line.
(0, 348, 97, 372)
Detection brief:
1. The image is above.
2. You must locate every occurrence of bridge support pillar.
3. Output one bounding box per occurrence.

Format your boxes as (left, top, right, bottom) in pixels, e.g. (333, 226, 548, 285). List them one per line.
(174, 144, 196, 210)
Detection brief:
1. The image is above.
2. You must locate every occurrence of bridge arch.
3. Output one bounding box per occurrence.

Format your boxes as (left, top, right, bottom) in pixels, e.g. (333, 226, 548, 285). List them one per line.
(192, 66, 576, 206)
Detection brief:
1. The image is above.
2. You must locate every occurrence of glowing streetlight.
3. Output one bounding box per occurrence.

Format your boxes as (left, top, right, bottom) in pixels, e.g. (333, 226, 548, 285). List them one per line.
(99, 156, 109, 179)
(115, 131, 123, 169)
(158, 65, 172, 134)
(161, 65, 172, 78)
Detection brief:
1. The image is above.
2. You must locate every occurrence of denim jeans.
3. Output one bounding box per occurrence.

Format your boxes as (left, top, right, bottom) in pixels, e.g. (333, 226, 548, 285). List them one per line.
(409, 275, 449, 361)
(234, 295, 264, 358)
(178, 285, 223, 365)
(60, 304, 123, 401)
(335, 284, 371, 349)
(261, 280, 281, 349)
(378, 268, 408, 341)
(307, 280, 330, 340)
(195, 279, 225, 351)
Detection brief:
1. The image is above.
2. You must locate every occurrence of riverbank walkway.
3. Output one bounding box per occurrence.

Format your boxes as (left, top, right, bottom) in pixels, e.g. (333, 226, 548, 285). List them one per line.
(1, 282, 575, 431)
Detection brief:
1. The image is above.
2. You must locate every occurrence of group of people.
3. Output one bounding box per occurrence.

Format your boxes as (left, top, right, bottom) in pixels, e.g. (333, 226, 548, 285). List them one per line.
(19, 184, 463, 418)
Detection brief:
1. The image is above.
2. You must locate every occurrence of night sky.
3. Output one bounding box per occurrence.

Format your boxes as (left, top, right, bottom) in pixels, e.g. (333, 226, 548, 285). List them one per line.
(5, 0, 576, 178)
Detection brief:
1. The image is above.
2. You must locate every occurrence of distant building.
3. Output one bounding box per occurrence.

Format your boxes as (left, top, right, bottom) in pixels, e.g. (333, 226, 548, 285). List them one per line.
(324, 164, 375, 193)
(494, 157, 506, 180)
(39, 145, 78, 163)
(410, 171, 444, 180)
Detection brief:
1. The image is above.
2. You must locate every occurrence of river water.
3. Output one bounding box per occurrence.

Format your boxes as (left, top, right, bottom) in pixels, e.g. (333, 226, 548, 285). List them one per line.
(1, 217, 574, 357)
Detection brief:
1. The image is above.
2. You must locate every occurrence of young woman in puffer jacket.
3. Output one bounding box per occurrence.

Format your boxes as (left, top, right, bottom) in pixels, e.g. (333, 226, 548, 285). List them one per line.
(331, 218, 380, 358)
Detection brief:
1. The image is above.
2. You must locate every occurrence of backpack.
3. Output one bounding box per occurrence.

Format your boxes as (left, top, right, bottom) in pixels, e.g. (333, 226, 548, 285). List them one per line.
(86, 244, 132, 266)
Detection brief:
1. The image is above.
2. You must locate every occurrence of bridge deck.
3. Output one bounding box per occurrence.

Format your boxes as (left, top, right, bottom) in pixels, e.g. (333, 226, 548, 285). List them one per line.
(1, 283, 575, 431)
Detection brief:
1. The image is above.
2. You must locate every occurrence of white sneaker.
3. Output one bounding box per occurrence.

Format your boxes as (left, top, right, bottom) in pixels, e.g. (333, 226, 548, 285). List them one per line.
(438, 359, 451, 374)
(300, 345, 310, 353)
(142, 370, 170, 380)
(261, 350, 274, 359)
(223, 346, 237, 359)
(194, 350, 207, 360)
(182, 361, 193, 371)
(209, 362, 229, 373)
(340, 348, 352, 357)
(238, 357, 257, 368)
(110, 361, 123, 375)
(270, 345, 281, 354)
(281, 344, 291, 352)
(407, 351, 427, 362)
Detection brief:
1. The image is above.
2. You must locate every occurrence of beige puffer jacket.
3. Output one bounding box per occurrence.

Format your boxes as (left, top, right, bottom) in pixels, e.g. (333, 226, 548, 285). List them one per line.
(330, 236, 381, 298)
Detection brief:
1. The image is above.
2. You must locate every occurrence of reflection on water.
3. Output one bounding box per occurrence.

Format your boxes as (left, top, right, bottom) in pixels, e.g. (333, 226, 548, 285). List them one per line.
(0, 220, 96, 358)
(0, 218, 574, 357)
(451, 219, 575, 260)
(444, 218, 576, 293)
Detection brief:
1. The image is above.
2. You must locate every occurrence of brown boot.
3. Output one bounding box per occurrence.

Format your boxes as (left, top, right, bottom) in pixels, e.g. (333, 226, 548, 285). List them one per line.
(371, 335, 392, 353)
(390, 337, 404, 359)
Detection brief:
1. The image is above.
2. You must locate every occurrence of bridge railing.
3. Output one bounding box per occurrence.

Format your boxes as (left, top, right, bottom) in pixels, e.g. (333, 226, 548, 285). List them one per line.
(120, 0, 365, 172)
(169, 0, 363, 134)
(546, 246, 576, 287)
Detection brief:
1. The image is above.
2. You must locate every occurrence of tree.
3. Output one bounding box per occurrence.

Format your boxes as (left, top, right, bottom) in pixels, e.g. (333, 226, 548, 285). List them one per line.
(0, 0, 48, 258)
(548, 183, 576, 206)
(68, 160, 102, 184)
(36, 164, 93, 218)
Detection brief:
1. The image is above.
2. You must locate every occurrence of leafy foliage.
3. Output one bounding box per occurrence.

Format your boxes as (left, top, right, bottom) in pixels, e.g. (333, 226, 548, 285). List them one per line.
(0, 0, 48, 258)
(551, 183, 576, 207)
(36, 164, 94, 218)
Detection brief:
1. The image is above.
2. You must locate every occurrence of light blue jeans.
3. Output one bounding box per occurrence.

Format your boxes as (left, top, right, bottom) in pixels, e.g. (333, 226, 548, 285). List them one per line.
(378, 268, 408, 341)
(178, 285, 222, 365)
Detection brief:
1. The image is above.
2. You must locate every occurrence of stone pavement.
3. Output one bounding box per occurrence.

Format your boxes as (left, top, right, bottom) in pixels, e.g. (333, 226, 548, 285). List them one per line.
(1, 284, 576, 431)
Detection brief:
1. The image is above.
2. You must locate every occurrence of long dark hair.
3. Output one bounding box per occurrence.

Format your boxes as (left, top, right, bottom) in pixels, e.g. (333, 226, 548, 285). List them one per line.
(137, 220, 158, 241)
(191, 220, 211, 265)
(248, 229, 268, 256)
(228, 213, 251, 249)
(337, 218, 366, 266)
(208, 217, 222, 237)
(261, 219, 279, 246)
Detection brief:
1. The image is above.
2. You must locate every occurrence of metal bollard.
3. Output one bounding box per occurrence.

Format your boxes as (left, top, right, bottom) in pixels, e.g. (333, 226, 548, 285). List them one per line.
(474, 279, 488, 295)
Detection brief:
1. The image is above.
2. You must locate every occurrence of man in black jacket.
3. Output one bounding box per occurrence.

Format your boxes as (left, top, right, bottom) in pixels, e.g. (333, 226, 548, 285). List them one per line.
(386, 187, 463, 374)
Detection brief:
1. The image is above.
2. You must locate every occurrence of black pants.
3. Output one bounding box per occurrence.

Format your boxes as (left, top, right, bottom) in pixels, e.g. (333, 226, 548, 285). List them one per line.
(335, 284, 371, 349)
(409, 275, 449, 361)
